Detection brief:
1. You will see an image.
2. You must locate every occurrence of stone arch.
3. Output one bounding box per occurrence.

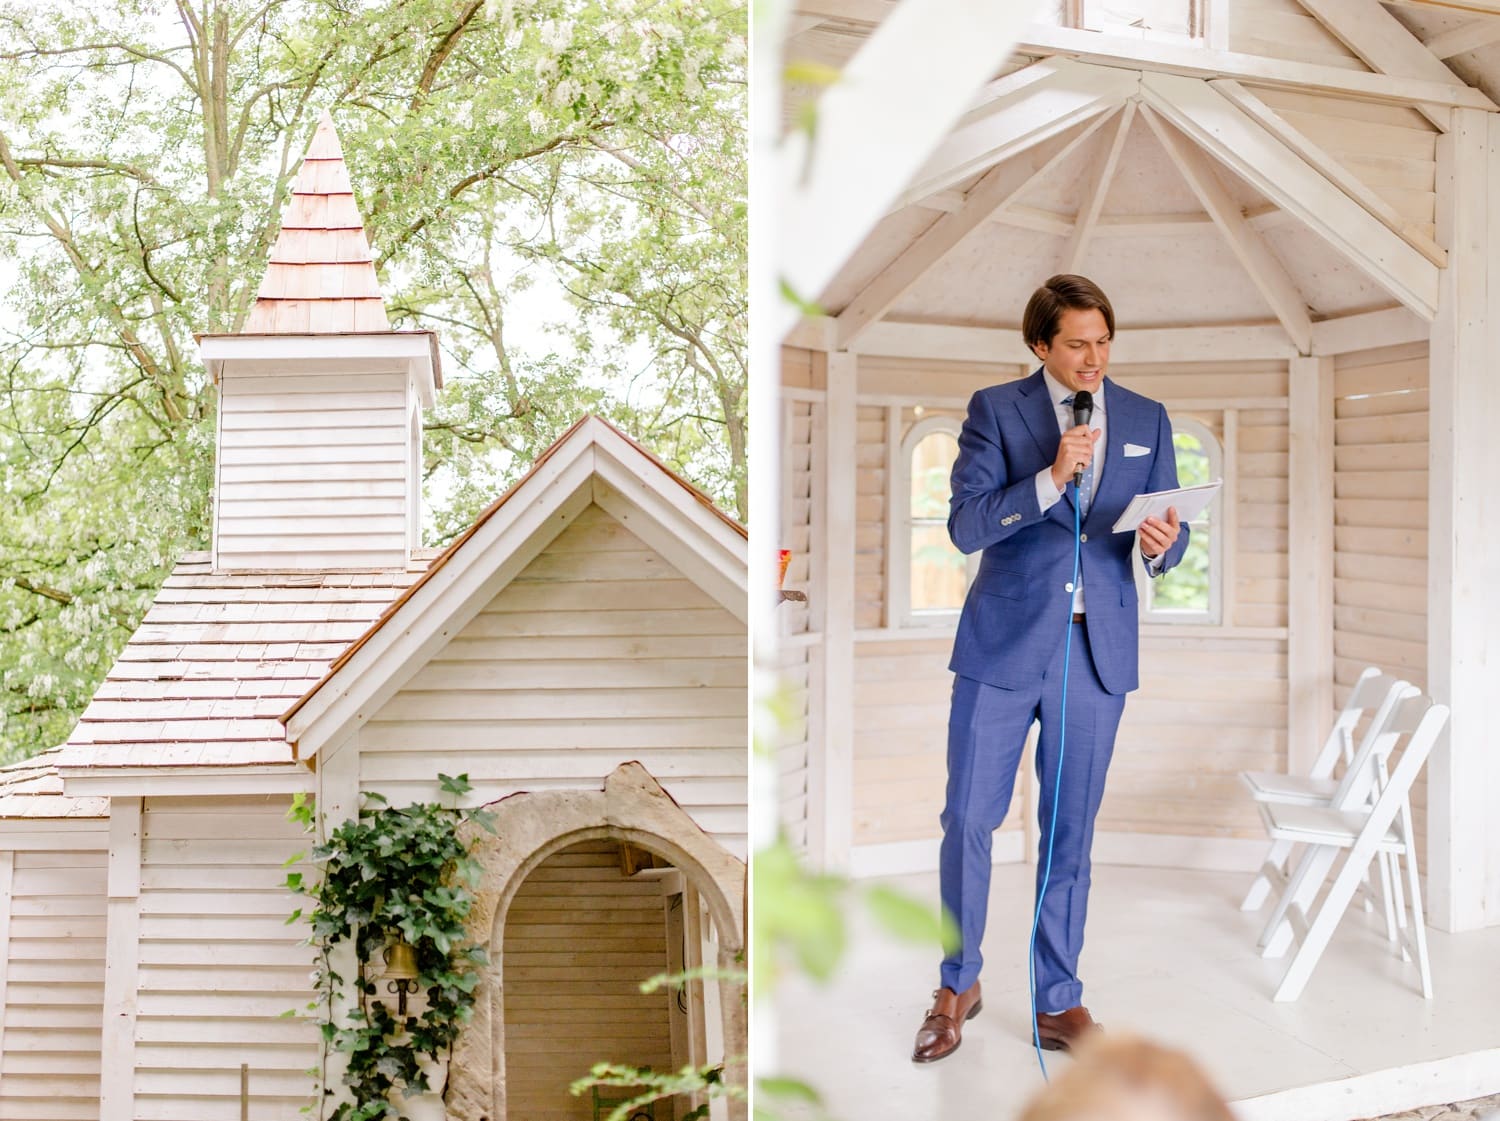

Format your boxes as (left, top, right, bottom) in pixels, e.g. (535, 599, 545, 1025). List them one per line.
(446, 763, 746, 1121)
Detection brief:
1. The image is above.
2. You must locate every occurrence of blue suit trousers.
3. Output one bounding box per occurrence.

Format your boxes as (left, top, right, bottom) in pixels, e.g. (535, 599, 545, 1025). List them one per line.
(938, 621, 1125, 1010)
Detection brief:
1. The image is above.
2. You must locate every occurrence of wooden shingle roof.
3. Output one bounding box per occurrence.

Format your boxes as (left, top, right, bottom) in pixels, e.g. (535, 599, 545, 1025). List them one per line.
(53, 552, 434, 771)
(244, 111, 390, 334)
(0, 749, 109, 818)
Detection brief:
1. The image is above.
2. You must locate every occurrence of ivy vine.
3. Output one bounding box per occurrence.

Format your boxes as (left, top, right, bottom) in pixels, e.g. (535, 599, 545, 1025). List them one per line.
(287, 774, 495, 1121)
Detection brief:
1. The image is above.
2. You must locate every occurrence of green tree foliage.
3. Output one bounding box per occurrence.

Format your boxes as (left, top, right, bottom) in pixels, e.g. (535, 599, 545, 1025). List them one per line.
(0, 0, 746, 760)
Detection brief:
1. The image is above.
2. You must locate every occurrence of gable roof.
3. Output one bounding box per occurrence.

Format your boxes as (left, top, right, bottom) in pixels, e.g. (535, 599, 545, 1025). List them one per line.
(51, 555, 431, 776)
(282, 414, 747, 758)
(244, 111, 389, 334)
(0, 749, 109, 819)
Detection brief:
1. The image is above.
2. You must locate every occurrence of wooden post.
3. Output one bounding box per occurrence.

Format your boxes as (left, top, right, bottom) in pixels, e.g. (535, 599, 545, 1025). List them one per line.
(0, 851, 12, 1066)
(815, 350, 858, 869)
(1287, 356, 1335, 775)
(1427, 108, 1500, 931)
(98, 798, 142, 1121)
(240, 1064, 250, 1121)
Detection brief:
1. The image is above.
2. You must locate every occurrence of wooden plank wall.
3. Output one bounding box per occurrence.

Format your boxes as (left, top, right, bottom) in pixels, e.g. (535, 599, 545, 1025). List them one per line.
(1251, 88, 1438, 243)
(134, 796, 317, 1121)
(1229, 0, 1367, 69)
(503, 840, 674, 1121)
(829, 357, 1294, 856)
(217, 369, 411, 569)
(1102, 363, 1289, 843)
(1332, 343, 1429, 857)
(360, 504, 748, 857)
(0, 828, 109, 1121)
(776, 396, 817, 851)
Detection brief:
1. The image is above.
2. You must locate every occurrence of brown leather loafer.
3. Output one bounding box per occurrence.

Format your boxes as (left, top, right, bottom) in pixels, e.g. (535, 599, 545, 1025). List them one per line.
(1035, 1005, 1102, 1053)
(912, 981, 982, 1063)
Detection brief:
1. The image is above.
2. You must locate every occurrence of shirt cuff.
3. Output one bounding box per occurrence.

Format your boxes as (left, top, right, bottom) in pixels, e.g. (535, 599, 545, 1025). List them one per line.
(1035, 468, 1062, 513)
(1144, 551, 1166, 575)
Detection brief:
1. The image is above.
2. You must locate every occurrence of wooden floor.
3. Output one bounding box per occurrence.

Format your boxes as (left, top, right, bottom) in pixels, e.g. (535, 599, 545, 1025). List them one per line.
(771, 864, 1500, 1121)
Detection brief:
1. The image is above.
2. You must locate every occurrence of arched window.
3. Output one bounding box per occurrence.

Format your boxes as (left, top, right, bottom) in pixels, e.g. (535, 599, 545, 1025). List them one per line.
(1138, 417, 1223, 623)
(892, 416, 974, 627)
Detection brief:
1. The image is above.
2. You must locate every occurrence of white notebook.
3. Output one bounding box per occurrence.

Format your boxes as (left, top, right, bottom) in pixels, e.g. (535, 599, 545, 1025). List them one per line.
(1111, 479, 1223, 533)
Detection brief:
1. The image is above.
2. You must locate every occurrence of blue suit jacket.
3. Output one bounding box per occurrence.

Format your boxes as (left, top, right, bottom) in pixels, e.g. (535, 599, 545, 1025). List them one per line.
(947, 371, 1190, 696)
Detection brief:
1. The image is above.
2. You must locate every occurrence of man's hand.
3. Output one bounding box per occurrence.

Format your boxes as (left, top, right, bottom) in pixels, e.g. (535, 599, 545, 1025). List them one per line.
(1139, 507, 1181, 560)
(1050, 426, 1102, 491)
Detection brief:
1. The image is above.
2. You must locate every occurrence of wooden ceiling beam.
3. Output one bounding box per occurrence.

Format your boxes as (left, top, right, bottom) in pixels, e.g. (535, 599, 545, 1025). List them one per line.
(1063, 101, 1136, 271)
(1138, 70, 1439, 320)
(1212, 78, 1446, 267)
(773, 0, 1051, 344)
(1014, 23, 1496, 109)
(1142, 105, 1314, 354)
(1422, 19, 1500, 59)
(1293, 0, 1463, 130)
(894, 59, 1139, 206)
(836, 112, 1115, 348)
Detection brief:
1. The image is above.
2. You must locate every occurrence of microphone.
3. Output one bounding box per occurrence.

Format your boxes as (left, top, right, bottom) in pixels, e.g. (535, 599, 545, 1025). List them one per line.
(1071, 390, 1093, 487)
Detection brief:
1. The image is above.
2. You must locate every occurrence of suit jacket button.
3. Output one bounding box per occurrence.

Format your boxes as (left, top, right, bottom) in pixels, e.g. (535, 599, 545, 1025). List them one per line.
(1080, 533, 1088, 543)
(1065, 582, 1074, 592)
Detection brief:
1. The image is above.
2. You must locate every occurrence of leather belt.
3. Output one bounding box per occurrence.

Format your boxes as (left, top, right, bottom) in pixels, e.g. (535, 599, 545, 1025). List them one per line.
(1071, 612, 1086, 624)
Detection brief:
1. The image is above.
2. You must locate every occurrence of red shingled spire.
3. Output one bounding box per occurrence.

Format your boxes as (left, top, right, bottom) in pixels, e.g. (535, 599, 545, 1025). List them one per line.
(244, 111, 390, 333)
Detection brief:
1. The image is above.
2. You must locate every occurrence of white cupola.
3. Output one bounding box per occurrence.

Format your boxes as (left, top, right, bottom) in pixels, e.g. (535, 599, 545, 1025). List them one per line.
(196, 112, 440, 572)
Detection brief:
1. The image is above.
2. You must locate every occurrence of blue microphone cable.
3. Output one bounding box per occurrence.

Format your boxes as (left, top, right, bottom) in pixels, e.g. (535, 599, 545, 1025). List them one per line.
(1028, 483, 1084, 1080)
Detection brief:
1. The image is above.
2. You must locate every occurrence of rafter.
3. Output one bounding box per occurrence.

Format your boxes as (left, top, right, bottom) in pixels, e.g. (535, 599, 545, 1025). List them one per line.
(1142, 105, 1314, 354)
(1138, 69, 1439, 320)
(835, 112, 1115, 348)
(894, 59, 1139, 206)
(1422, 19, 1500, 59)
(1014, 23, 1497, 109)
(774, 0, 1045, 343)
(1063, 102, 1135, 271)
(1293, 0, 1465, 130)
(1212, 78, 1446, 267)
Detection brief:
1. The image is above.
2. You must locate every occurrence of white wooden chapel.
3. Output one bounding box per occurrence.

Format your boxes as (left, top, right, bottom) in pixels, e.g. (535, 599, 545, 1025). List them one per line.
(769, 0, 1500, 946)
(0, 114, 748, 1121)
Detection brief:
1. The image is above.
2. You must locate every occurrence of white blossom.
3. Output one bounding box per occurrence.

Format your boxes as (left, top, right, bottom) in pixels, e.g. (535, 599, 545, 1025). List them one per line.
(540, 19, 573, 51)
(527, 109, 547, 133)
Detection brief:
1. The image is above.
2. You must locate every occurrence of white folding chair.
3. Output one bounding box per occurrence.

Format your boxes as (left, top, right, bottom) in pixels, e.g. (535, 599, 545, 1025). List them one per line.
(1239, 671, 1413, 927)
(1257, 693, 1448, 1002)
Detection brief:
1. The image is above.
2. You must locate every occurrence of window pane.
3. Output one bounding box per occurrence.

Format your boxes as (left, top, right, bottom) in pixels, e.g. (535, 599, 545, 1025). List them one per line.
(1152, 523, 1211, 612)
(1173, 431, 1211, 492)
(1083, 0, 1194, 35)
(911, 523, 967, 612)
(911, 432, 958, 520)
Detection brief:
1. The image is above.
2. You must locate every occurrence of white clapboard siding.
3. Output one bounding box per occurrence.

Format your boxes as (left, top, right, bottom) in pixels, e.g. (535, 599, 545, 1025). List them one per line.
(360, 504, 747, 856)
(0, 838, 109, 1121)
(774, 646, 813, 853)
(1103, 367, 1290, 841)
(855, 405, 887, 630)
(1333, 346, 1429, 858)
(1251, 87, 1438, 240)
(215, 369, 416, 570)
(133, 796, 317, 1121)
(504, 841, 674, 1121)
(1228, 0, 1370, 70)
(781, 397, 815, 636)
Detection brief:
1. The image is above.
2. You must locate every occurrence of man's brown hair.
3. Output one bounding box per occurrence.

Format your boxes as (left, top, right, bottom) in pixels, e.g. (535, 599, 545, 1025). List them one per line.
(1022, 274, 1116, 354)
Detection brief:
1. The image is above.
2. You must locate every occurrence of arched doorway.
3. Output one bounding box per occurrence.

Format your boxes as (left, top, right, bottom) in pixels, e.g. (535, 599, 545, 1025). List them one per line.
(503, 839, 724, 1120)
(446, 764, 746, 1121)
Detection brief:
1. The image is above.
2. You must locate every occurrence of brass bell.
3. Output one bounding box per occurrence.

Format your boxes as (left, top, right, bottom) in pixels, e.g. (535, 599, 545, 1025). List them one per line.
(382, 940, 419, 981)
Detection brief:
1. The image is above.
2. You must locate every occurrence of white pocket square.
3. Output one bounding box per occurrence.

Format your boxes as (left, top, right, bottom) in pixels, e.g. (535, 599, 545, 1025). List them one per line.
(1124, 443, 1151, 457)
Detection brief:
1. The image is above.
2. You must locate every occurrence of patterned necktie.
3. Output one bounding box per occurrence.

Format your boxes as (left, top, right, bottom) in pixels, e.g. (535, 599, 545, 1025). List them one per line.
(1062, 395, 1095, 517)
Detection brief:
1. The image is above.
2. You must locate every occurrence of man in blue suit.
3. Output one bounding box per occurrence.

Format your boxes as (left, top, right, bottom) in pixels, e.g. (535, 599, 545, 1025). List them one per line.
(912, 275, 1189, 1062)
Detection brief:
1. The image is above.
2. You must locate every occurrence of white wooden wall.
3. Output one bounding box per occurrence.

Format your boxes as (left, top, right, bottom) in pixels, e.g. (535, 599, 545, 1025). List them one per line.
(503, 840, 675, 1121)
(358, 504, 748, 857)
(1229, 0, 1365, 69)
(1332, 343, 1429, 861)
(1104, 363, 1290, 854)
(783, 349, 1301, 870)
(215, 368, 415, 570)
(775, 394, 817, 853)
(0, 825, 109, 1121)
(133, 796, 317, 1121)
